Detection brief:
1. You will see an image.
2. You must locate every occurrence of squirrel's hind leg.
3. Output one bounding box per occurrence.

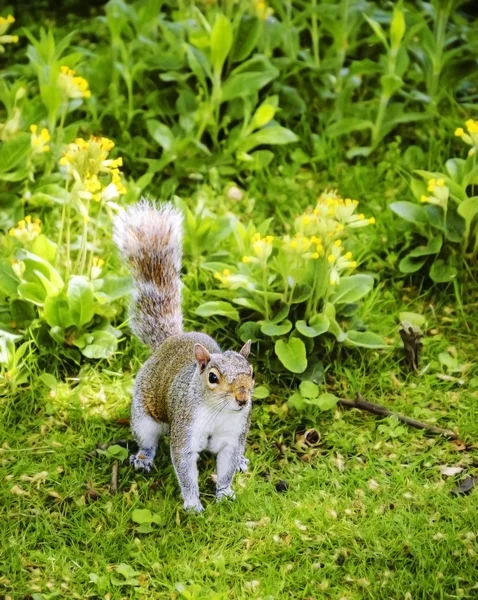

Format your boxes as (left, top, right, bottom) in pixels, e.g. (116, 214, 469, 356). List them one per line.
(130, 393, 166, 473)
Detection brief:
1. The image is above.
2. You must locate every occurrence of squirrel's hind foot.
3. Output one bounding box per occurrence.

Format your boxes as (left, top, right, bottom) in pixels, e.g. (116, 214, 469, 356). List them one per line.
(130, 449, 155, 472)
(237, 456, 249, 473)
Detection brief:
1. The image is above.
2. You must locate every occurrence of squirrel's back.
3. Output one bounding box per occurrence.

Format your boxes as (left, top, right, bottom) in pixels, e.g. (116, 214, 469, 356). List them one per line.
(113, 200, 183, 350)
(136, 332, 221, 422)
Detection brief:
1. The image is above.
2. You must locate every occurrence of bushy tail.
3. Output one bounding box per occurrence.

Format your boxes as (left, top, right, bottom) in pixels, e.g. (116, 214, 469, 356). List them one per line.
(113, 199, 183, 350)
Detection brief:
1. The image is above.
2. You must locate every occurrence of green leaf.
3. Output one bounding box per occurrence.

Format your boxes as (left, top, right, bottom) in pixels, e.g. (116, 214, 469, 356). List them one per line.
(31, 234, 57, 263)
(253, 385, 269, 399)
(136, 522, 155, 533)
(313, 393, 339, 411)
(17, 282, 46, 306)
(327, 118, 373, 137)
(146, 120, 175, 152)
(195, 301, 239, 321)
(238, 126, 298, 153)
(0, 260, 19, 296)
(429, 259, 457, 283)
(295, 314, 330, 338)
(231, 16, 261, 62)
(40, 373, 57, 390)
(287, 391, 307, 411)
(67, 276, 95, 327)
(399, 255, 428, 274)
(364, 15, 389, 48)
(44, 294, 74, 328)
(408, 236, 442, 257)
(390, 201, 430, 225)
(132, 508, 153, 524)
(222, 70, 279, 101)
(390, 3, 406, 50)
(275, 338, 307, 373)
(0, 134, 30, 174)
(261, 320, 292, 336)
(381, 74, 403, 97)
(210, 14, 233, 77)
(299, 380, 318, 399)
(107, 445, 128, 461)
(458, 197, 478, 242)
(346, 331, 388, 349)
(76, 331, 118, 359)
(330, 275, 374, 304)
(399, 312, 426, 327)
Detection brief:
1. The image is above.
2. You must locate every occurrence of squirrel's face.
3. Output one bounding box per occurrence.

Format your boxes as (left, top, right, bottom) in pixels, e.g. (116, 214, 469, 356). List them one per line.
(194, 341, 254, 411)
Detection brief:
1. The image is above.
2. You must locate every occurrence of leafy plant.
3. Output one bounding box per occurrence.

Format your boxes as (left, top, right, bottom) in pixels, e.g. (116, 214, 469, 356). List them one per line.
(195, 189, 385, 376)
(391, 119, 478, 282)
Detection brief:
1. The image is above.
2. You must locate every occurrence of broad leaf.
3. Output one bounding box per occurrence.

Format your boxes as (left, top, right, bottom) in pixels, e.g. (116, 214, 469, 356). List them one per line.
(261, 320, 292, 336)
(330, 275, 374, 304)
(195, 301, 239, 321)
(68, 276, 95, 328)
(390, 201, 430, 225)
(275, 337, 307, 373)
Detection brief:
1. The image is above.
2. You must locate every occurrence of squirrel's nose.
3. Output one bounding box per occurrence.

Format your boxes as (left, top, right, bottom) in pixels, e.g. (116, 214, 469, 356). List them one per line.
(235, 388, 248, 406)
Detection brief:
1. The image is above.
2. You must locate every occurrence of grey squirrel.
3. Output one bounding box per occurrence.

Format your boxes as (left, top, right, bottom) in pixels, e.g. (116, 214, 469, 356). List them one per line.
(114, 200, 254, 512)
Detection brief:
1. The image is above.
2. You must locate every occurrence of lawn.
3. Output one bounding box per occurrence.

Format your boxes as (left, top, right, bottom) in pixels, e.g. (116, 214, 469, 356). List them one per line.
(1, 1, 478, 599)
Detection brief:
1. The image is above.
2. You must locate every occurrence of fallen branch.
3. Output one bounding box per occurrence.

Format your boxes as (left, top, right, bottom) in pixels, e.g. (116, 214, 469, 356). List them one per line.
(339, 394, 458, 440)
(110, 460, 119, 494)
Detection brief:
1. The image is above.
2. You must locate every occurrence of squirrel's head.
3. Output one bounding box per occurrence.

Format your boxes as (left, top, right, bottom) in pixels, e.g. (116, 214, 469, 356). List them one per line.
(194, 341, 254, 412)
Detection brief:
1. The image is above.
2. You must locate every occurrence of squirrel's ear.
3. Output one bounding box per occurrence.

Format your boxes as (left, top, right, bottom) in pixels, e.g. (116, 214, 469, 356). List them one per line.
(194, 344, 211, 371)
(239, 339, 251, 359)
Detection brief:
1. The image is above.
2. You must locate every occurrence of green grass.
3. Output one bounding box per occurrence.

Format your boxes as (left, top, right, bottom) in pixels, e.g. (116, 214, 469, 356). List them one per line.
(1, 1, 478, 598)
(1, 285, 477, 600)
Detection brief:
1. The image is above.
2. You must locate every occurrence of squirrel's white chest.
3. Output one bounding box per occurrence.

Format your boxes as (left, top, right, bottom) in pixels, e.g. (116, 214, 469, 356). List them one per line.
(190, 404, 248, 454)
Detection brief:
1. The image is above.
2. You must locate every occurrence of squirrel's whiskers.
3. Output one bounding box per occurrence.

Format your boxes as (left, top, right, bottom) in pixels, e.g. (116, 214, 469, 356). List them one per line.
(114, 199, 254, 513)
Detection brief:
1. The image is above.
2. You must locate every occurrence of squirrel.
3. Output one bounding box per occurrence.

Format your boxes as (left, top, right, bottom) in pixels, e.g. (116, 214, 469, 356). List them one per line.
(114, 200, 254, 512)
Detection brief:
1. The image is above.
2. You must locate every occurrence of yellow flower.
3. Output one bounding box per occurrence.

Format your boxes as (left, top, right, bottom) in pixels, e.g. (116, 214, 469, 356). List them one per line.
(9, 215, 41, 244)
(60, 135, 126, 201)
(91, 257, 105, 280)
(254, 0, 273, 20)
(30, 124, 51, 154)
(368, 217, 376, 225)
(58, 66, 91, 99)
(242, 256, 251, 264)
(0, 15, 18, 51)
(455, 119, 478, 156)
(311, 252, 319, 259)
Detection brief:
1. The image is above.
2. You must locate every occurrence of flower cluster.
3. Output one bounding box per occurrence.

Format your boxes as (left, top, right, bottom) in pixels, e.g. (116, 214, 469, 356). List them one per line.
(57, 66, 91, 100)
(59, 136, 126, 203)
(8, 216, 41, 244)
(420, 178, 449, 207)
(215, 190, 375, 290)
(30, 125, 50, 154)
(455, 119, 478, 157)
(242, 233, 274, 264)
(0, 15, 18, 52)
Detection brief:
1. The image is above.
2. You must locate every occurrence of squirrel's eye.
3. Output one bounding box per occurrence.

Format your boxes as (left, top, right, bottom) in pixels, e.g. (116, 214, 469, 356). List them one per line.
(208, 372, 219, 385)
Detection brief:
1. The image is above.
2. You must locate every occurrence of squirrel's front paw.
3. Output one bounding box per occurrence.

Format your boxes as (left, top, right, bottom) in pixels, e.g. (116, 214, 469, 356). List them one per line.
(130, 452, 154, 472)
(237, 456, 249, 473)
(183, 498, 204, 513)
(216, 487, 236, 502)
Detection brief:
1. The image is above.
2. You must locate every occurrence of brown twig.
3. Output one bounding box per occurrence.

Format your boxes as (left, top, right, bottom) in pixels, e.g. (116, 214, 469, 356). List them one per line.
(110, 460, 119, 494)
(339, 394, 458, 440)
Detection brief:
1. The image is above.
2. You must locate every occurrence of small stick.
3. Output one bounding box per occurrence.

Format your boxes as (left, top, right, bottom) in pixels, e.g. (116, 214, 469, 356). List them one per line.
(110, 461, 119, 494)
(339, 394, 458, 440)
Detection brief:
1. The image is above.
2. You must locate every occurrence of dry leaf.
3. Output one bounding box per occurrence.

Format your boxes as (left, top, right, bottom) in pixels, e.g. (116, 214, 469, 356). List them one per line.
(439, 466, 464, 477)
